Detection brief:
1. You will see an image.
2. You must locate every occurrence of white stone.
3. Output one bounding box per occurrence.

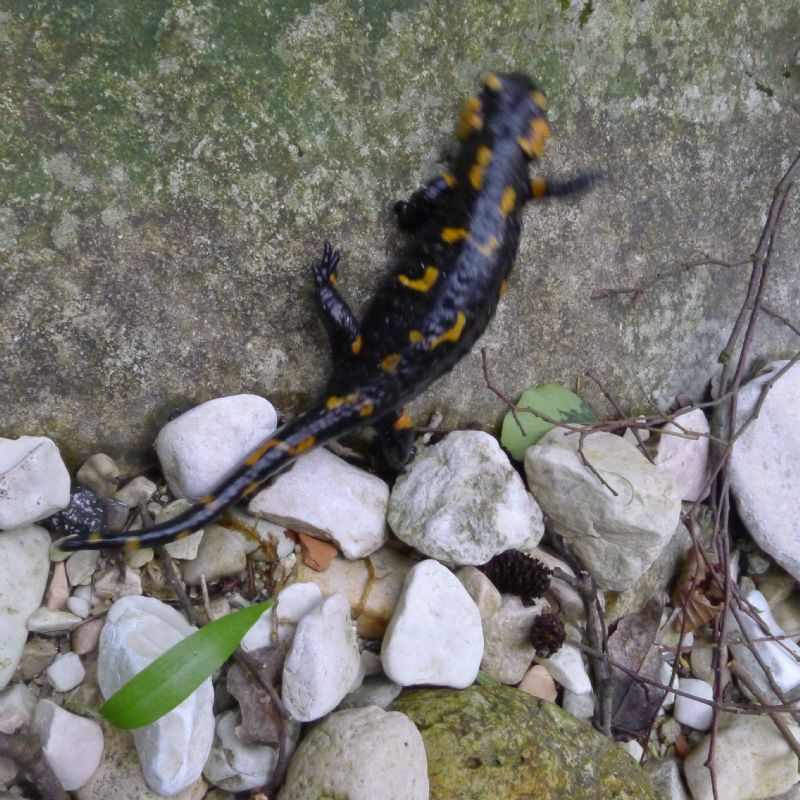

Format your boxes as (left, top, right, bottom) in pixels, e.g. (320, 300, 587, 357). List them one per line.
(388, 431, 544, 565)
(673, 678, 713, 731)
(339, 675, 404, 710)
(619, 739, 644, 760)
(157, 501, 204, 560)
(535, 625, 592, 694)
(93, 566, 142, 600)
(0, 526, 51, 688)
(282, 593, 360, 722)
(561, 688, 595, 721)
(76, 453, 120, 497)
(181, 524, 247, 585)
(32, 699, 103, 791)
(457, 566, 503, 619)
(653, 408, 710, 501)
(728, 361, 800, 581)
(203, 710, 284, 792)
(480, 594, 548, 685)
(67, 594, 91, 618)
(27, 607, 82, 635)
(0, 683, 36, 734)
(0, 437, 70, 528)
(381, 559, 483, 688)
(66, 549, 99, 586)
(730, 589, 800, 701)
(240, 582, 322, 652)
(644, 758, 690, 800)
(155, 394, 278, 501)
(46, 652, 85, 692)
(659, 660, 679, 709)
(249, 447, 389, 559)
(684, 713, 800, 800)
(280, 706, 428, 800)
(524, 429, 681, 590)
(113, 476, 157, 509)
(97, 595, 214, 796)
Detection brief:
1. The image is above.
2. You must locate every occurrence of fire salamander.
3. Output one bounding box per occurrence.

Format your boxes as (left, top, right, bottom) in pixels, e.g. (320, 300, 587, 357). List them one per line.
(61, 72, 596, 552)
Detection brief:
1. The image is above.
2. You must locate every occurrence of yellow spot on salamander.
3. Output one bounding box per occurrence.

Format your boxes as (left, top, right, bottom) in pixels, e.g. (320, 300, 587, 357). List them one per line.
(429, 311, 467, 348)
(393, 409, 413, 430)
(244, 482, 261, 496)
(359, 402, 374, 417)
(291, 436, 316, 455)
(530, 89, 548, 110)
(381, 353, 402, 373)
(457, 96, 483, 139)
(244, 438, 281, 465)
(531, 177, 548, 198)
(441, 227, 469, 244)
(124, 538, 141, 551)
(474, 236, 499, 257)
(531, 118, 551, 157)
(499, 279, 508, 298)
(326, 395, 346, 410)
(329, 273, 338, 287)
(351, 334, 363, 355)
(468, 145, 493, 190)
(442, 172, 456, 188)
(409, 330, 424, 344)
(174, 530, 192, 540)
(398, 266, 439, 292)
(517, 136, 535, 158)
(484, 73, 503, 92)
(88, 533, 103, 543)
(500, 187, 517, 217)
(200, 493, 215, 506)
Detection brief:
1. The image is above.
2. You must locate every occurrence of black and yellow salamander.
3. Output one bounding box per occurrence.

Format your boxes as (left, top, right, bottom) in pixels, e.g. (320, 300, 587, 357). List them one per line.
(61, 72, 596, 552)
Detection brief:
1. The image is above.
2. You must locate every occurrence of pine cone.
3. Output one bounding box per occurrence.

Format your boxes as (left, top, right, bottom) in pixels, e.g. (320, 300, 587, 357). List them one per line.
(530, 610, 566, 658)
(478, 550, 551, 605)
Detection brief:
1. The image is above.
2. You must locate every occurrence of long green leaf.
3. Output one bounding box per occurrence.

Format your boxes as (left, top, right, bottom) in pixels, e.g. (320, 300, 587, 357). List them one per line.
(101, 600, 273, 729)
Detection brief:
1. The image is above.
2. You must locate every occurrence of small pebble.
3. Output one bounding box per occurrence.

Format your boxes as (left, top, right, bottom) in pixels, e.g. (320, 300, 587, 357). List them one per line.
(27, 608, 82, 636)
(46, 652, 85, 692)
(518, 664, 558, 702)
(673, 677, 713, 731)
(76, 453, 120, 497)
(0, 684, 36, 734)
(113, 475, 157, 509)
(71, 618, 105, 656)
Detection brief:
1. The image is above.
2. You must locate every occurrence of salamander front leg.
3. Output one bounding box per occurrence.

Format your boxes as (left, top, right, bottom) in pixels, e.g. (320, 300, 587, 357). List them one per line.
(374, 408, 415, 471)
(394, 172, 456, 230)
(526, 171, 602, 201)
(312, 241, 364, 358)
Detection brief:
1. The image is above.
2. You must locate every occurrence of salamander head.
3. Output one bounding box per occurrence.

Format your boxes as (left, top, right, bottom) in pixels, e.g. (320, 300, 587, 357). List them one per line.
(474, 72, 551, 160)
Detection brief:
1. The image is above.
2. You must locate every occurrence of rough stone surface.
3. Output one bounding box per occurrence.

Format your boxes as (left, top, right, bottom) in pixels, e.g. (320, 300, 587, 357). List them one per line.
(391, 685, 663, 799)
(652, 408, 710, 502)
(0, 683, 36, 734)
(46, 652, 86, 692)
(727, 362, 800, 581)
(97, 596, 214, 796)
(0, 526, 51, 688)
(643, 759, 690, 800)
(180, 524, 248, 585)
(525, 429, 682, 591)
(249, 447, 389, 559)
(684, 713, 800, 800)
(673, 678, 714, 731)
(1, 5, 797, 467)
(381, 559, 483, 689)
(32, 699, 104, 791)
(240, 582, 322, 651)
(279, 706, 428, 800)
(155, 394, 277, 501)
(281, 593, 360, 722)
(388, 431, 544, 565)
(0, 437, 70, 529)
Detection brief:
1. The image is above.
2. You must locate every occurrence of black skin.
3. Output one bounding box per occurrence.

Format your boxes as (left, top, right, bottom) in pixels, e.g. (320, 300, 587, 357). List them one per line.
(60, 72, 597, 552)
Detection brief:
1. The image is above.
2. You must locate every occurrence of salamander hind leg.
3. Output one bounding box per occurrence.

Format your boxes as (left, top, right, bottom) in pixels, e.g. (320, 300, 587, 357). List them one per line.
(312, 241, 364, 358)
(527, 171, 602, 201)
(374, 408, 415, 471)
(394, 172, 456, 230)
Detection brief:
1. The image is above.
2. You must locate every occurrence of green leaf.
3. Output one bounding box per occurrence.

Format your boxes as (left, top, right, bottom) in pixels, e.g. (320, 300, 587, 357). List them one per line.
(100, 600, 273, 730)
(501, 383, 597, 460)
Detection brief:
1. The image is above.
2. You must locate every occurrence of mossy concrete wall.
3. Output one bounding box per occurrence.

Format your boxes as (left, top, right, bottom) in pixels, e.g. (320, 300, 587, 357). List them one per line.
(1, 1, 798, 464)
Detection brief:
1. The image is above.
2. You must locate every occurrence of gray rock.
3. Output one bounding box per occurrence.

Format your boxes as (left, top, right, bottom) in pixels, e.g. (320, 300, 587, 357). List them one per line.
(0, 526, 51, 688)
(0, 437, 70, 529)
(181, 524, 247, 585)
(280, 706, 428, 800)
(652, 408, 710, 502)
(97, 596, 214, 796)
(727, 361, 800, 581)
(0, 684, 36, 734)
(525, 429, 681, 591)
(388, 431, 543, 566)
(643, 759, 690, 800)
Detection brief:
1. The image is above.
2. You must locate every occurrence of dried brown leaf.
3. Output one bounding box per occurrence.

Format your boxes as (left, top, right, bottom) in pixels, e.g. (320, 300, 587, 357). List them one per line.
(671, 548, 725, 632)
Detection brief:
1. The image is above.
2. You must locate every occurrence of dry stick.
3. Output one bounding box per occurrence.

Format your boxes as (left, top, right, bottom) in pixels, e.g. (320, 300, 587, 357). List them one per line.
(0, 731, 69, 800)
(730, 662, 800, 760)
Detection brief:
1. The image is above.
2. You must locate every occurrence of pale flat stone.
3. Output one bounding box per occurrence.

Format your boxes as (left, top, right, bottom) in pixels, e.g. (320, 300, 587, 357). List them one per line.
(684, 713, 800, 800)
(653, 408, 710, 502)
(156, 501, 204, 560)
(381, 559, 483, 689)
(282, 593, 360, 722)
(280, 706, 428, 800)
(66, 549, 100, 586)
(673, 677, 713, 731)
(181, 524, 247, 585)
(44, 561, 69, 610)
(291, 546, 413, 638)
(535, 624, 592, 694)
(730, 589, 800, 701)
(644, 758, 690, 800)
(240, 582, 322, 651)
(0, 526, 51, 688)
(93, 566, 142, 600)
(155, 394, 278, 501)
(518, 664, 558, 702)
(561, 688, 595, 721)
(112, 476, 156, 509)
(0, 436, 70, 528)
(525, 429, 681, 591)
(32, 699, 104, 791)
(0, 683, 36, 734)
(46, 652, 85, 692)
(76, 453, 120, 497)
(727, 361, 800, 581)
(249, 447, 389, 559)
(388, 431, 544, 566)
(97, 596, 214, 796)
(457, 566, 503, 619)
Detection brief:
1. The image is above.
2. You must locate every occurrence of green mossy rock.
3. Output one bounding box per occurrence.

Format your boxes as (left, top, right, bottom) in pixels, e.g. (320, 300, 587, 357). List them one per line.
(390, 685, 664, 800)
